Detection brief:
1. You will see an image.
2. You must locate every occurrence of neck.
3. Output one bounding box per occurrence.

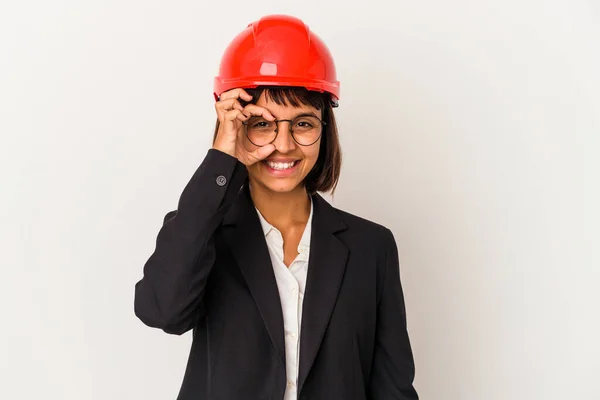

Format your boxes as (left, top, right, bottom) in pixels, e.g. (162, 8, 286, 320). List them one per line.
(248, 178, 312, 230)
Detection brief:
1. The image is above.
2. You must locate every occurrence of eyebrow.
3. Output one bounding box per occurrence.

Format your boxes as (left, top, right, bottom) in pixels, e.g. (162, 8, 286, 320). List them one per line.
(270, 111, 320, 120)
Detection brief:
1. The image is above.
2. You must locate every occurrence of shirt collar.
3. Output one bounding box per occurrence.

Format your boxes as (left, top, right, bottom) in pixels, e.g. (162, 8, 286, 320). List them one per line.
(255, 207, 274, 236)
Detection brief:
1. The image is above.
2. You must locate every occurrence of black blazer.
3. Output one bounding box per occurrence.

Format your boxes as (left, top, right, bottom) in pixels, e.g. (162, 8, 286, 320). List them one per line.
(134, 149, 419, 400)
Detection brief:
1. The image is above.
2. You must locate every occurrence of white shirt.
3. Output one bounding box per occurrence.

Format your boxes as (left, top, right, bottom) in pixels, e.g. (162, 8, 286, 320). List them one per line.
(255, 198, 313, 400)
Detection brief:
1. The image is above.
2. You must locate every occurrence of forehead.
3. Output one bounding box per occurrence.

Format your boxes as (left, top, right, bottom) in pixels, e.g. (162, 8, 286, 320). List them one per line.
(255, 91, 321, 118)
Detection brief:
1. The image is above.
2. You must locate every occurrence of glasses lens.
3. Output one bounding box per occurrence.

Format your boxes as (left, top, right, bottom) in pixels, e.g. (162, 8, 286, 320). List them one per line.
(245, 117, 277, 146)
(291, 115, 323, 145)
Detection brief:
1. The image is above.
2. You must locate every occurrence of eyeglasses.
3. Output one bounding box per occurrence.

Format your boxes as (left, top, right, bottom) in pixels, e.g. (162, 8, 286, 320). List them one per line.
(242, 114, 325, 147)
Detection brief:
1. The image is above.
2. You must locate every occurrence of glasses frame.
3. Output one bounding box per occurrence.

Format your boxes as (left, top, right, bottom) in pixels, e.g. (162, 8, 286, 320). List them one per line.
(242, 115, 326, 147)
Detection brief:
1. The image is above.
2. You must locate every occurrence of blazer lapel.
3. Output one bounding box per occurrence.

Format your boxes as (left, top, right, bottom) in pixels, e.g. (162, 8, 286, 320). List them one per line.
(297, 193, 349, 393)
(221, 183, 286, 366)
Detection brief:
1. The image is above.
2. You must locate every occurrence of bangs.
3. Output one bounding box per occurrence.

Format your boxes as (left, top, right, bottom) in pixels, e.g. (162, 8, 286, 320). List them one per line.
(246, 86, 328, 110)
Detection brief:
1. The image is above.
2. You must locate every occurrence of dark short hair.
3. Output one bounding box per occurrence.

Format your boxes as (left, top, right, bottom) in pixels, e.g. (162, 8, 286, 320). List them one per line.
(212, 86, 342, 195)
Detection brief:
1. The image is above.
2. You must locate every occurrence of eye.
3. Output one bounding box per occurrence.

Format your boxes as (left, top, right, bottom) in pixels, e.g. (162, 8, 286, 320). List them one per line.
(247, 118, 271, 129)
(295, 119, 315, 129)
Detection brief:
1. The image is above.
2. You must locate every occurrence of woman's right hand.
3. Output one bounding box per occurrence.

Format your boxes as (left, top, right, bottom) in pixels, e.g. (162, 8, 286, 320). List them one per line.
(212, 88, 276, 166)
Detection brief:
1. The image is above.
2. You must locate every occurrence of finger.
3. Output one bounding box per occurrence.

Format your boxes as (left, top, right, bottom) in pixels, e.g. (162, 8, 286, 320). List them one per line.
(224, 109, 244, 122)
(219, 88, 252, 102)
(242, 104, 275, 120)
(235, 110, 250, 122)
(219, 110, 246, 147)
(216, 98, 244, 112)
(216, 98, 244, 120)
(247, 144, 276, 163)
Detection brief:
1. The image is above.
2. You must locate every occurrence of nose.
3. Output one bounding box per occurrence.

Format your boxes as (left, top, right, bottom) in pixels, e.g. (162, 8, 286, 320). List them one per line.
(272, 121, 296, 153)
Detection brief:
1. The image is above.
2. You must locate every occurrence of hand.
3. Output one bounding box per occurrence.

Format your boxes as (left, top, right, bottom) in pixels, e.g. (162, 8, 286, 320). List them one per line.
(212, 88, 276, 166)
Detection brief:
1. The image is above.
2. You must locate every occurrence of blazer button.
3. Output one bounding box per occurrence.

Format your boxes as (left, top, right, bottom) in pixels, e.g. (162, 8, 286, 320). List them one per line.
(216, 175, 227, 186)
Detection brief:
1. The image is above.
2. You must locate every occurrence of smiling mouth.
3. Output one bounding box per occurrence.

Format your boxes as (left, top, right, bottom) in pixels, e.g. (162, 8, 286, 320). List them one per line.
(262, 160, 301, 171)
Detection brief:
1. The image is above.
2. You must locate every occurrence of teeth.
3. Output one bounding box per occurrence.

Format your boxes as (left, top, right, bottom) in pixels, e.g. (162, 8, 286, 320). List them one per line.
(266, 161, 296, 170)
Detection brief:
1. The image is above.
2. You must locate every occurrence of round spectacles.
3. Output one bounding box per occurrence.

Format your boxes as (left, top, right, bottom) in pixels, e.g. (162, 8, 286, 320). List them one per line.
(242, 114, 325, 147)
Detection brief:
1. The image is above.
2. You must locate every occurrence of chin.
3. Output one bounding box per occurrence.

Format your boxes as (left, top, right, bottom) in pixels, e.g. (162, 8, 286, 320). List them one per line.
(255, 177, 304, 194)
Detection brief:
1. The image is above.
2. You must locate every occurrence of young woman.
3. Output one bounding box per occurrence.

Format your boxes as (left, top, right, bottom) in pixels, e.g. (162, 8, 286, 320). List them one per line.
(134, 14, 419, 400)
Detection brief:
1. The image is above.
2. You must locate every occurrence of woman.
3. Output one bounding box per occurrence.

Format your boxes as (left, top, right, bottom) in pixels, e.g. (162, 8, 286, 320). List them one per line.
(134, 14, 419, 400)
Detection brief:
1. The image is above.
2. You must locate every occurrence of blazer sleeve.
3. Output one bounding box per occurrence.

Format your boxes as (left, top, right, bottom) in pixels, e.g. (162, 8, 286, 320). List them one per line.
(134, 149, 248, 335)
(368, 228, 419, 399)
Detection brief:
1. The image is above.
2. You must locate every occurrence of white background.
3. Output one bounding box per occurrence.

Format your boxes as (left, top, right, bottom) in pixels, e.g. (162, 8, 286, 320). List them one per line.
(1, 1, 599, 399)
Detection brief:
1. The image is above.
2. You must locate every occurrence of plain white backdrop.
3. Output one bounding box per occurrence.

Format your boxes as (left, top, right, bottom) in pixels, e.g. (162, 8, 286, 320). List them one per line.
(1, 1, 599, 399)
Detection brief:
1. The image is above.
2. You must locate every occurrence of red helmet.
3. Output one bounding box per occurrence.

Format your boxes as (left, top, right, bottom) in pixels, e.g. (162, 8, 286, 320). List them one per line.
(214, 14, 340, 107)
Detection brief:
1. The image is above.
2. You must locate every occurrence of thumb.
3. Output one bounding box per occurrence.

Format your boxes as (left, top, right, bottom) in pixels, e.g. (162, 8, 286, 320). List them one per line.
(250, 144, 276, 163)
